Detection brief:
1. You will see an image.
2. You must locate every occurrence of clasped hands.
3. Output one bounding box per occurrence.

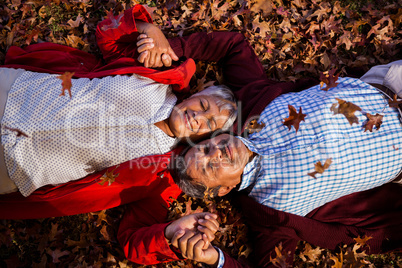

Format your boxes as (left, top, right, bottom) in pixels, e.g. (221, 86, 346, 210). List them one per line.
(135, 21, 178, 68)
(164, 212, 220, 266)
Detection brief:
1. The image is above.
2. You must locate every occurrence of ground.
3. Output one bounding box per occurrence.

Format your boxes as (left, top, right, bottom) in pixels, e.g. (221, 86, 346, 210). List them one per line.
(0, 0, 401, 267)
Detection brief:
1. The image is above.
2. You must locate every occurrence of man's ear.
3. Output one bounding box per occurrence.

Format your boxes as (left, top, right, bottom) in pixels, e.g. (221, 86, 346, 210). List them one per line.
(217, 186, 235, 197)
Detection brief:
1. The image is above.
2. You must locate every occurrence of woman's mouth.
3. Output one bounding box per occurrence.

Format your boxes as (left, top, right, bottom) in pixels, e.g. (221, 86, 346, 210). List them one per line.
(185, 111, 193, 131)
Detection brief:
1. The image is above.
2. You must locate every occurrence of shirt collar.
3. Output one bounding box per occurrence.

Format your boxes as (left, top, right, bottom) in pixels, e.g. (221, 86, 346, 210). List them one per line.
(235, 136, 261, 191)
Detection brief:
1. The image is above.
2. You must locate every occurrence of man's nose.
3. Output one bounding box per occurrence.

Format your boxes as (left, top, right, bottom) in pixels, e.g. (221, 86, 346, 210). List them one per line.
(208, 145, 222, 159)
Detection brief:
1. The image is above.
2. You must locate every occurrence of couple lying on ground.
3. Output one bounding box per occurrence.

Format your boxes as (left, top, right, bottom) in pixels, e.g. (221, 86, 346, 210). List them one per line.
(1, 5, 401, 267)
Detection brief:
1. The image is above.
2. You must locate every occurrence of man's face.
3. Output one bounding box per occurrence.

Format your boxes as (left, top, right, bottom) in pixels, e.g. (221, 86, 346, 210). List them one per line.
(184, 134, 252, 196)
(168, 95, 232, 140)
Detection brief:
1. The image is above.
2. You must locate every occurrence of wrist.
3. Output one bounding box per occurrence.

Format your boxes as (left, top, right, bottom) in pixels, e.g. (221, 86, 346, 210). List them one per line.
(135, 20, 153, 34)
(205, 248, 219, 267)
(164, 222, 174, 240)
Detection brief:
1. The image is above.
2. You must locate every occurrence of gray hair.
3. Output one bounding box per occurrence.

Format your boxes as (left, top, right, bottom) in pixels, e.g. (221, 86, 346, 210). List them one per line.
(192, 85, 237, 131)
(173, 152, 221, 199)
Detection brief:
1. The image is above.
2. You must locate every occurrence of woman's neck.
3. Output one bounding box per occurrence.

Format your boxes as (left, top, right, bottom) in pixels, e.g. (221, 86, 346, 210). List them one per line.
(154, 119, 175, 137)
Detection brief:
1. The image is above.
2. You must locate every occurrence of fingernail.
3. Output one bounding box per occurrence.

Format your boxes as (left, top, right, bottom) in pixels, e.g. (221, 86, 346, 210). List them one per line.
(198, 219, 204, 223)
(205, 215, 210, 220)
(178, 230, 185, 234)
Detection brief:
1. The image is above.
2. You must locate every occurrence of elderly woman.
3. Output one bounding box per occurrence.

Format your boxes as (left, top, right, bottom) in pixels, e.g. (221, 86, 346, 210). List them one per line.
(0, 5, 237, 196)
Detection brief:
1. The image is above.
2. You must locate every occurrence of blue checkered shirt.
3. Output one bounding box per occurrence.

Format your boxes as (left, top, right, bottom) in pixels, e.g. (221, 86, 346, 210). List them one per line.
(237, 77, 402, 216)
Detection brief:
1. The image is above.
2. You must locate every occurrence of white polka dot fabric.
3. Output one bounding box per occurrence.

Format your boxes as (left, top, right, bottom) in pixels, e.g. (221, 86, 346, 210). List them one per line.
(1, 71, 177, 196)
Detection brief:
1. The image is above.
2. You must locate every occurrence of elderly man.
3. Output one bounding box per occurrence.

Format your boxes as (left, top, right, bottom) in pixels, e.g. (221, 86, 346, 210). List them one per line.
(177, 76, 402, 215)
(170, 62, 402, 266)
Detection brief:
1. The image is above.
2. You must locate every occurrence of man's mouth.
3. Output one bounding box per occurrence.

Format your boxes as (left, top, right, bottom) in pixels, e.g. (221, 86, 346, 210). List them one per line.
(225, 143, 233, 162)
(185, 111, 193, 132)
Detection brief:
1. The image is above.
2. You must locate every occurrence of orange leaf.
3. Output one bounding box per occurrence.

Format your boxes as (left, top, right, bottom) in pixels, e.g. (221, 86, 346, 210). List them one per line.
(388, 94, 402, 108)
(330, 98, 362, 125)
(319, 69, 339, 91)
(270, 242, 291, 268)
(67, 14, 83, 28)
(364, 113, 383, 132)
(330, 251, 343, 268)
(57, 72, 75, 98)
(283, 105, 306, 133)
(98, 166, 120, 186)
(353, 235, 372, 246)
(246, 119, 266, 134)
(299, 243, 323, 262)
(308, 158, 332, 179)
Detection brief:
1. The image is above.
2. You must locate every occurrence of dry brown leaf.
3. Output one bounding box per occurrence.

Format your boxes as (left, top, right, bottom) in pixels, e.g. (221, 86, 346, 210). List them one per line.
(353, 235, 373, 246)
(49, 222, 60, 241)
(319, 69, 339, 91)
(46, 248, 70, 263)
(299, 243, 323, 262)
(250, 0, 273, 17)
(364, 113, 383, 132)
(330, 98, 362, 125)
(270, 242, 291, 268)
(57, 72, 75, 98)
(330, 251, 343, 268)
(65, 235, 88, 248)
(337, 31, 353, 50)
(388, 94, 402, 108)
(283, 105, 307, 133)
(308, 158, 332, 179)
(67, 14, 83, 28)
(65, 34, 85, 48)
(98, 166, 120, 186)
(246, 119, 266, 134)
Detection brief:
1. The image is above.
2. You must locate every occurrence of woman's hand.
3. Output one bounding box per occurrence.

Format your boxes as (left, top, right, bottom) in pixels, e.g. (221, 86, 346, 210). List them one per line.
(135, 21, 178, 68)
(171, 231, 220, 266)
(164, 212, 219, 243)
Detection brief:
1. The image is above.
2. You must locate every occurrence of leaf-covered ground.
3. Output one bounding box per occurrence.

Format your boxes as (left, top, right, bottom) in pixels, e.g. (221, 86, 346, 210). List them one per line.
(1, 0, 402, 267)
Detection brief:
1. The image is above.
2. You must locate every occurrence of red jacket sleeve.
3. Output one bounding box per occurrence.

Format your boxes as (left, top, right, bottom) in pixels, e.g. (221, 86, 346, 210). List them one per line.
(96, 5, 153, 63)
(117, 197, 183, 265)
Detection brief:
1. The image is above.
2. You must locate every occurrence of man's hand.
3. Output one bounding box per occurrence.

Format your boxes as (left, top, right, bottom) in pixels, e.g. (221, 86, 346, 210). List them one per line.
(135, 21, 178, 68)
(171, 231, 220, 266)
(165, 212, 219, 243)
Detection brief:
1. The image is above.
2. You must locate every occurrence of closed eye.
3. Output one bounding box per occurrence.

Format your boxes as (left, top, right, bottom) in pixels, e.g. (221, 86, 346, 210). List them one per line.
(207, 120, 212, 130)
(200, 99, 207, 111)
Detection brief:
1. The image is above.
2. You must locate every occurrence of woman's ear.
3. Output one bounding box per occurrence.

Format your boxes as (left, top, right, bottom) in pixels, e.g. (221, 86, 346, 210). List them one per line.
(217, 186, 235, 197)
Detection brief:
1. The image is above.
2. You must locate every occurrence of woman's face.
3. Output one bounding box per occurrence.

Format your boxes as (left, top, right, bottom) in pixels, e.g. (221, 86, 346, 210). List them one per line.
(168, 95, 233, 141)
